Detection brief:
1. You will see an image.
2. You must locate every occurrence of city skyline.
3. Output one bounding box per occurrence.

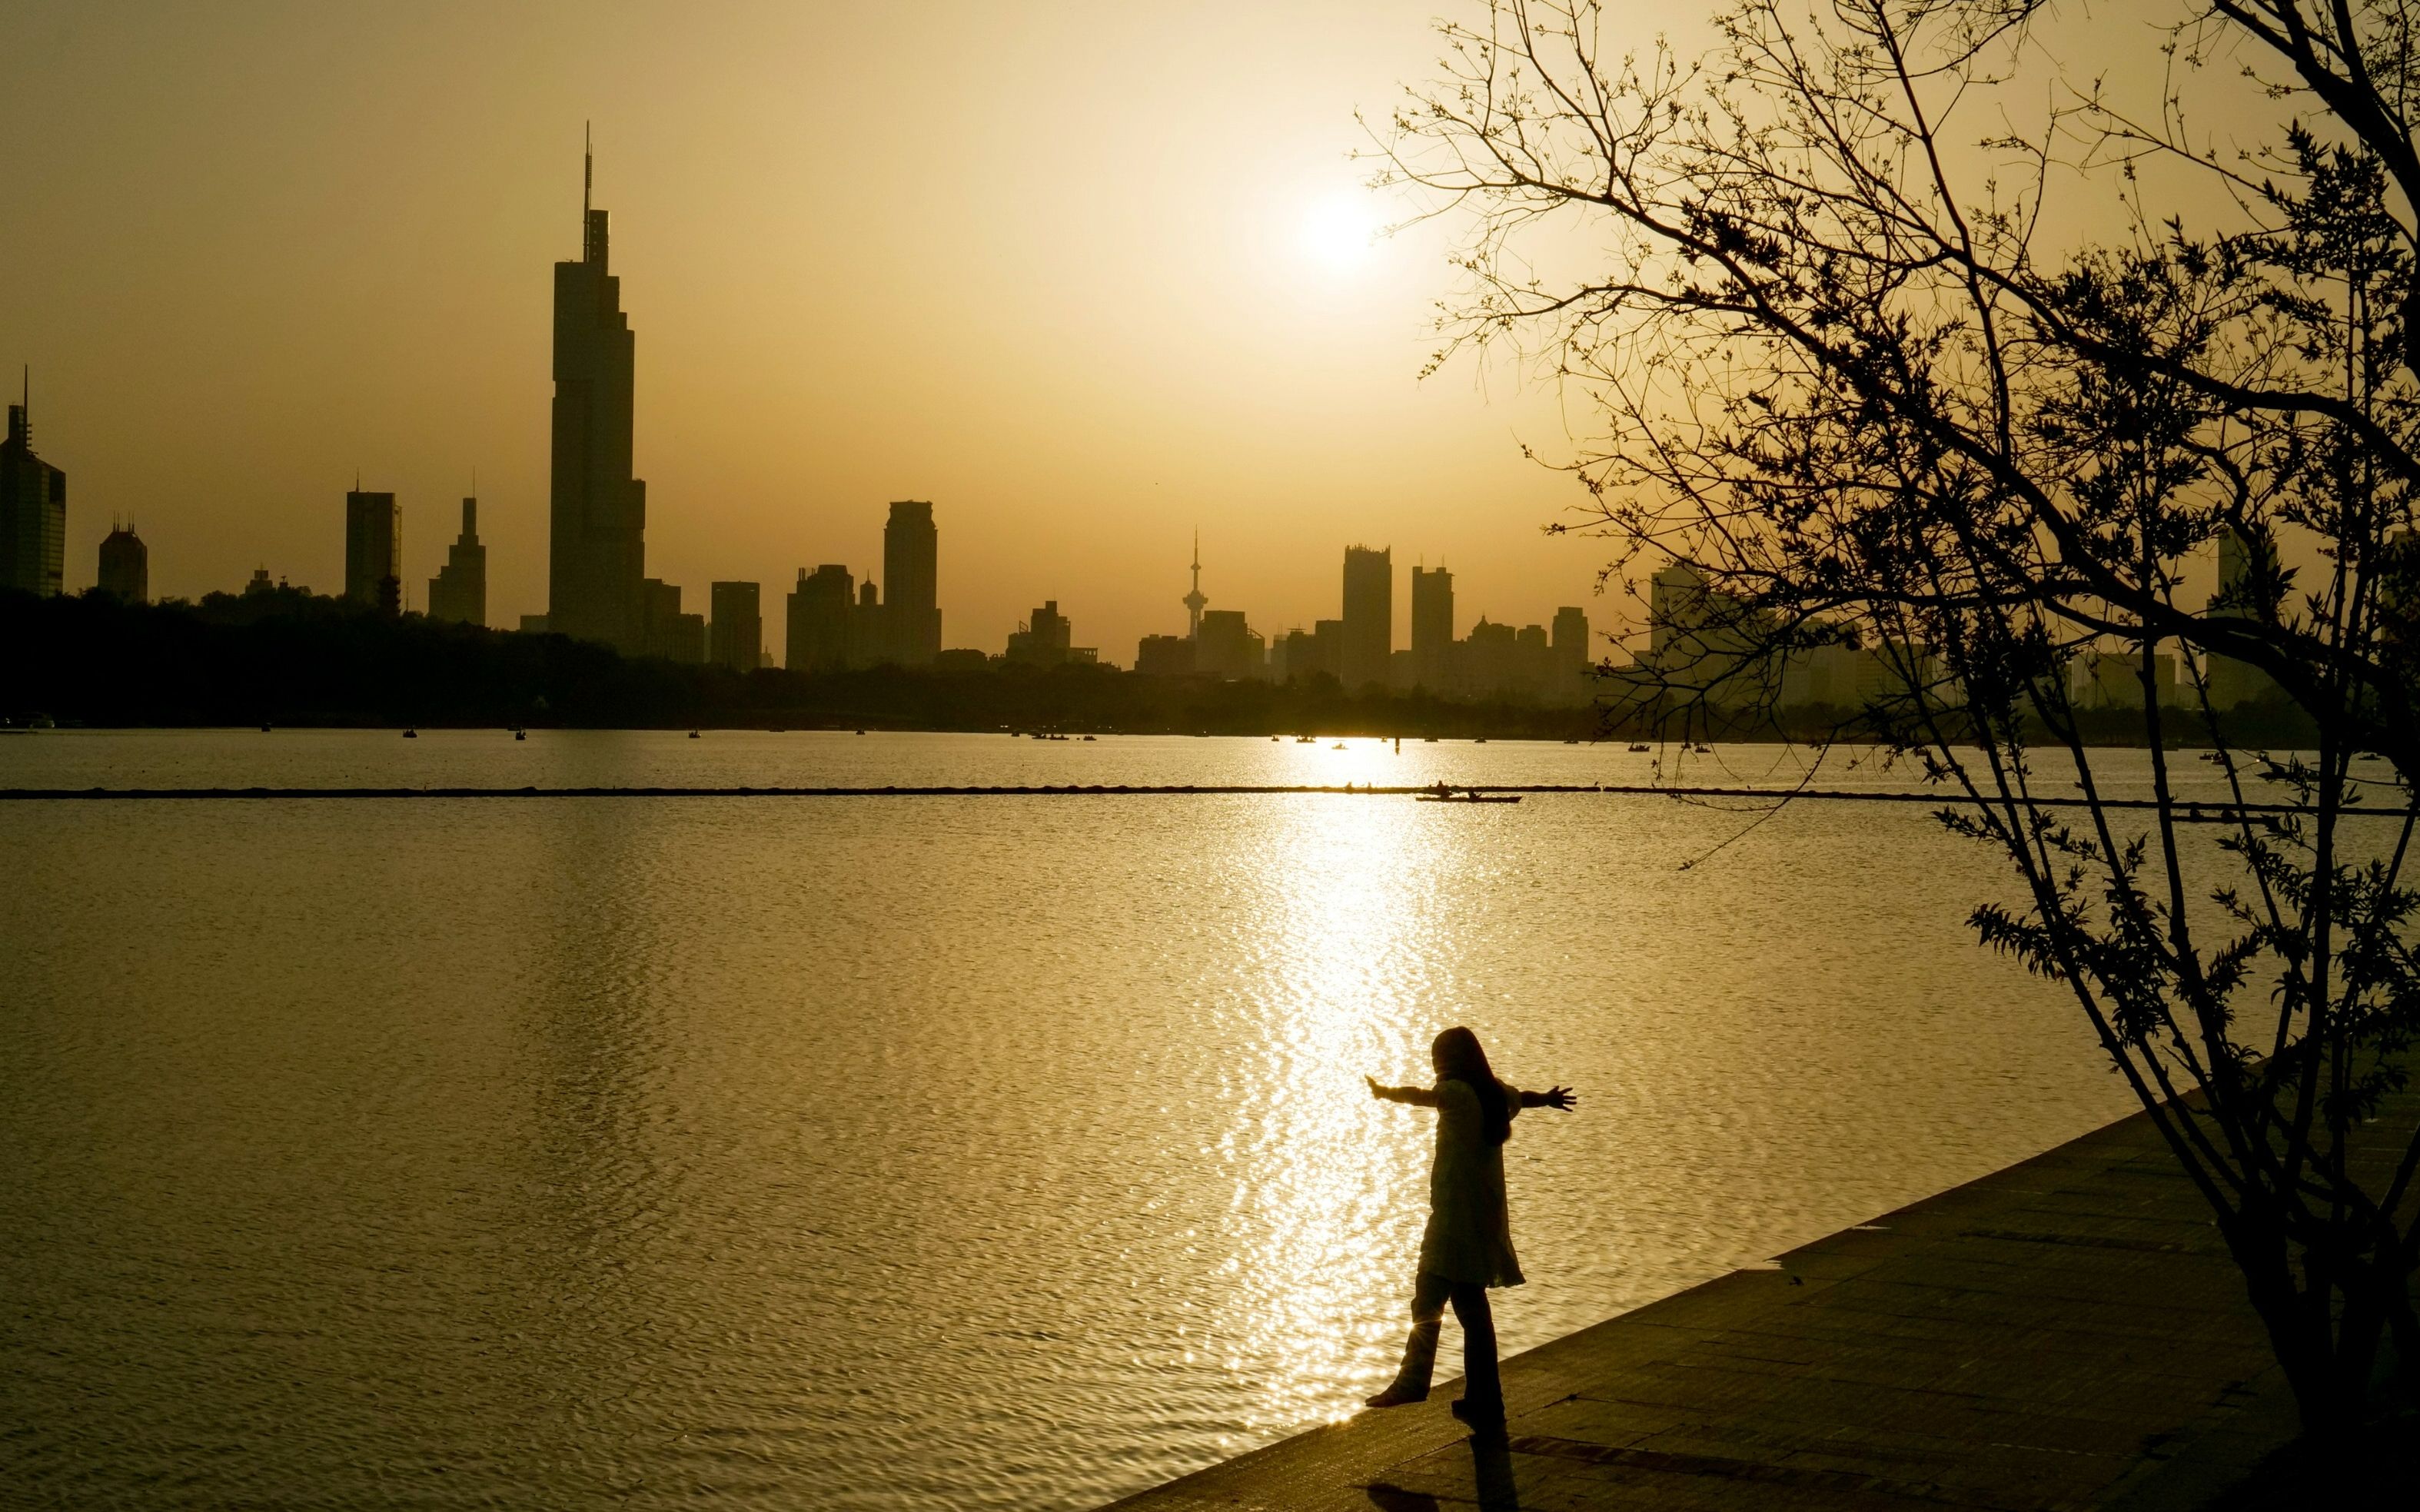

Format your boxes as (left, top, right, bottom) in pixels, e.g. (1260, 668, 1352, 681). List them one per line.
(0, 2, 1616, 658)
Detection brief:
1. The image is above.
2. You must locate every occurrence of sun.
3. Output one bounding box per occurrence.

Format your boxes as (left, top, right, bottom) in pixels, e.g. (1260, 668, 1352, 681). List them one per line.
(1298, 193, 1380, 272)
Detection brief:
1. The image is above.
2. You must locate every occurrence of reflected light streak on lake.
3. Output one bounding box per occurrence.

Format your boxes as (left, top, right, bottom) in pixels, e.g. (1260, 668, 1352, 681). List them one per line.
(1218, 795, 1434, 1431)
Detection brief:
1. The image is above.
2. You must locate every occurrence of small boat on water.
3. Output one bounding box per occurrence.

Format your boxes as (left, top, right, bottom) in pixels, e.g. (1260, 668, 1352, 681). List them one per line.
(1418, 786, 1521, 804)
(404, 728, 418, 739)
(514, 729, 527, 740)
(689, 730, 701, 739)
(1627, 742, 1650, 753)
(1082, 734, 1097, 742)
(1332, 743, 1348, 750)
(1295, 735, 1317, 744)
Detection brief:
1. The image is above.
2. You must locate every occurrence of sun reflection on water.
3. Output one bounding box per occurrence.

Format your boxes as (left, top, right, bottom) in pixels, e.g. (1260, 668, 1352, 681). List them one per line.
(1210, 794, 1448, 1430)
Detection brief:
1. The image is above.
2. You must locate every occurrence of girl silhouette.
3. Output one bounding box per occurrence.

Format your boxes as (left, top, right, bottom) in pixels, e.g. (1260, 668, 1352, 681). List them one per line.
(1362, 1026, 1574, 1441)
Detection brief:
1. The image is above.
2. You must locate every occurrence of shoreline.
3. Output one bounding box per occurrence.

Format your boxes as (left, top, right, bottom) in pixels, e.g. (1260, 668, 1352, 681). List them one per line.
(1095, 1093, 2355, 1511)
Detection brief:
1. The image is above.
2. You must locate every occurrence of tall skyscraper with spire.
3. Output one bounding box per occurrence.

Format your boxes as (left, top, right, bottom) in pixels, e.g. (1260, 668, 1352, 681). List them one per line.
(427, 496, 487, 626)
(1182, 531, 1207, 640)
(547, 129, 647, 652)
(1, 369, 67, 598)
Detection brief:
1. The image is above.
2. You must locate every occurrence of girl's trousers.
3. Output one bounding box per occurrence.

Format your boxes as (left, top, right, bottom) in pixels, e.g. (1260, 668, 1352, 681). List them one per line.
(1382, 1271, 1501, 1420)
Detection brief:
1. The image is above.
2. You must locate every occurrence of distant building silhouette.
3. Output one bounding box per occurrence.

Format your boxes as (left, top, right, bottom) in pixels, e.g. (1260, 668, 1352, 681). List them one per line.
(344, 488, 401, 613)
(1341, 545, 1391, 689)
(427, 497, 486, 626)
(548, 133, 648, 653)
(2206, 526, 2282, 710)
(1646, 562, 1756, 704)
(1461, 618, 1516, 696)
(1135, 633, 1194, 676)
(1007, 600, 1072, 667)
(1, 379, 67, 597)
(1312, 618, 1346, 682)
(1271, 628, 1314, 682)
(640, 577, 705, 663)
(2072, 646, 2182, 711)
(1195, 608, 1264, 680)
(786, 564, 863, 671)
(1551, 606, 1588, 676)
(244, 567, 305, 597)
(1411, 565, 1454, 690)
(882, 500, 940, 665)
(710, 580, 762, 672)
(98, 520, 148, 603)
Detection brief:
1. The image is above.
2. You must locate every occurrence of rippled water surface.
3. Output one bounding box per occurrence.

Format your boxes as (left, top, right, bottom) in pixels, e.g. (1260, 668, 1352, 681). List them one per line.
(1, 731, 2159, 1509)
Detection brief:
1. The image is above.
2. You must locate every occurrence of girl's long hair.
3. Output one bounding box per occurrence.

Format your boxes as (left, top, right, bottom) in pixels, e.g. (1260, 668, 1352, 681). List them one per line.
(1434, 1026, 1511, 1145)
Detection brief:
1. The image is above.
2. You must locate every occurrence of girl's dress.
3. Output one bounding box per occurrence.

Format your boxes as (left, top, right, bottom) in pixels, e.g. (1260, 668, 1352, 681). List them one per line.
(1417, 1075, 1524, 1288)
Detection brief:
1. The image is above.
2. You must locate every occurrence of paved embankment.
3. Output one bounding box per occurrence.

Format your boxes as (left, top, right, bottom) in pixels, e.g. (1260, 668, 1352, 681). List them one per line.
(1102, 1096, 2356, 1512)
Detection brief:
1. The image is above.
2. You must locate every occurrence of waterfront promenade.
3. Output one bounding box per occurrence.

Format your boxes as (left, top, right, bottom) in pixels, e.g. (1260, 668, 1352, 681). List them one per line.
(1103, 1095, 2379, 1511)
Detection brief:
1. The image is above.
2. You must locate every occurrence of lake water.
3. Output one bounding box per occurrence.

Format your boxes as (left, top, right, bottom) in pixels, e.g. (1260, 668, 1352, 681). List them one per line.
(2, 729, 2186, 1508)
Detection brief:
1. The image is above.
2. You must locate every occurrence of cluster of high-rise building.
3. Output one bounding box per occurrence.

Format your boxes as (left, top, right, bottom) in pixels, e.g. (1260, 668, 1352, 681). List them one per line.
(1129, 540, 1596, 703)
(11, 138, 1603, 700)
(1639, 539, 2295, 718)
(780, 500, 944, 672)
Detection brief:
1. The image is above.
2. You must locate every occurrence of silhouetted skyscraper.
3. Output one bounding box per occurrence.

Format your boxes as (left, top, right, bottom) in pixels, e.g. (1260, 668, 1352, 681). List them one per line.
(1196, 608, 1265, 680)
(344, 489, 401, 613)
(98, 520, 147, 603)
(1312, 618, 1345, 682)
(1135, 633, 1194, 676)
(1411, 565, 1454, 690)
(2207, 526, 2282, 711)
(1553, 606, 1588, 663)
(787, 564, 860, 671)
(548, 133, 647, 652)
(1007, 600, 1072, 666)
(882, 500, 939, 666)
(427, 497, 486, 626)
(640, 577, 704, 662)
(710, 581, 762, 672)
(1, 378, 67, 598)
(1341, 544, 1391, 690)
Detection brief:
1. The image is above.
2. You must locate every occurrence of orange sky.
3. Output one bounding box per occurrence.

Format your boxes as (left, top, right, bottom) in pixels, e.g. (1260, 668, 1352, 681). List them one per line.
(2, 0, 1649, 663)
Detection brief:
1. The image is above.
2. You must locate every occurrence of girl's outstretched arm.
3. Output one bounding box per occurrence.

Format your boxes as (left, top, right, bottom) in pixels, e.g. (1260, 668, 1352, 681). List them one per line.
(1519, 1085, 1577, 1111)
(1365, 1075, 1440, 1107)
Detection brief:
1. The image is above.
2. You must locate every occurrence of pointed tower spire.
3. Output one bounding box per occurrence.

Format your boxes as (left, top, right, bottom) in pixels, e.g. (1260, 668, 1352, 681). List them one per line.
(1182, 528, 1208, 641)
(583, 121, 592, 233)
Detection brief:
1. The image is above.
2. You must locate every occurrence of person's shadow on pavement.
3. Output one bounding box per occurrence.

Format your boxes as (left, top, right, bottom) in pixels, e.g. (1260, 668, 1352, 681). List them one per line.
(1365, 1439, 1521, 1511)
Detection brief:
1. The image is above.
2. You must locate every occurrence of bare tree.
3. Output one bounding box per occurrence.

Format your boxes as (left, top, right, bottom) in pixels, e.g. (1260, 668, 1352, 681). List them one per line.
(1382, 0, 2420, 1433)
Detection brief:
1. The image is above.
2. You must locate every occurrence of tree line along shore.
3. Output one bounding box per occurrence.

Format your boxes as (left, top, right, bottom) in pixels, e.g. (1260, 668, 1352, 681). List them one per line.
(3, 587, 2321, 746)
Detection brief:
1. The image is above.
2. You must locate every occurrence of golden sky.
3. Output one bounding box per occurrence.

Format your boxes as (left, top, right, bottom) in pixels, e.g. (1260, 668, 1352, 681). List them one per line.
(2, 0, 1638, 661)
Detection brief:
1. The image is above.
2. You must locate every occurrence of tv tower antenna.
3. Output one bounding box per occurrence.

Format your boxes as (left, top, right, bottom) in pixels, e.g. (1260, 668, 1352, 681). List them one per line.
(1182, 529, 1208, 640)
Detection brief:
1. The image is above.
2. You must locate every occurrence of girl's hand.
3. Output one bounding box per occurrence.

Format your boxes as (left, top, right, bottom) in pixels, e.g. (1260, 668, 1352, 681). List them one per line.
(1540, 1085, 1577, 1111)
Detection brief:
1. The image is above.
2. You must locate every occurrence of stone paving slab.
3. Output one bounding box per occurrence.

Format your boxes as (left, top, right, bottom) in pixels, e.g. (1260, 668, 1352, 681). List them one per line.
(1094, 1091, 2406, 1512)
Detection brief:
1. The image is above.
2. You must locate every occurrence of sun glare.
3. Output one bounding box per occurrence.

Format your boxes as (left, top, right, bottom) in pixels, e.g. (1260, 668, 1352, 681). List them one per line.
(1298, 193, 1379, 272)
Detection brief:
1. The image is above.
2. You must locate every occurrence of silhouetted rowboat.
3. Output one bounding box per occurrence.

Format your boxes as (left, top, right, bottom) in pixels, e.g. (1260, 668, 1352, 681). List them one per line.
(1418, 789, 1522, 804)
